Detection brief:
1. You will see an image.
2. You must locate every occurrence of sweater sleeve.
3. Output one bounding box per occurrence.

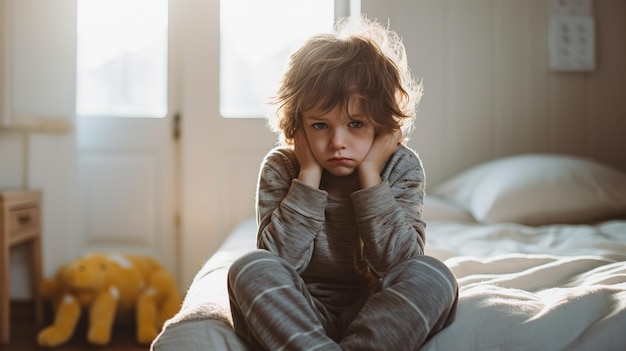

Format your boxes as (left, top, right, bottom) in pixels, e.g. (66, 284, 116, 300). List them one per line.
(256, 148, 327, 273)
(350, 146, 426, 277)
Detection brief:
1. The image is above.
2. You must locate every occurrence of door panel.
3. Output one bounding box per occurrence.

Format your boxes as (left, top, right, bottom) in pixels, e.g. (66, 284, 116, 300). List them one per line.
(79, 151, 157, 245)
(77, 116, 177, 275)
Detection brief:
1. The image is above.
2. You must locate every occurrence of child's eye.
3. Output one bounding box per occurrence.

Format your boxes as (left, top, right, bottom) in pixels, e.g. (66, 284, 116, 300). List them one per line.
(312, 123, 327, 130)
(348, 121, 363, 128)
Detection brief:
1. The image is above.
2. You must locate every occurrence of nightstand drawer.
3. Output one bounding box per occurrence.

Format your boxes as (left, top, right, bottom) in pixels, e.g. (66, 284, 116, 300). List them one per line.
(7, 206, 40, 240)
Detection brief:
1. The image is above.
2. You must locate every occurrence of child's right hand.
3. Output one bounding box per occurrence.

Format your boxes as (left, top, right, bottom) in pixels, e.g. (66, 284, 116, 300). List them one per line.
(358, 129, 402, 189)
(294, 129, 323, 187)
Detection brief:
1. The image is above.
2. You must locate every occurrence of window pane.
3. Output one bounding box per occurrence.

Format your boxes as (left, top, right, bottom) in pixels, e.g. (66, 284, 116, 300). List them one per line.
(220, 0, 335, 118)
(76, 0, 168, 118)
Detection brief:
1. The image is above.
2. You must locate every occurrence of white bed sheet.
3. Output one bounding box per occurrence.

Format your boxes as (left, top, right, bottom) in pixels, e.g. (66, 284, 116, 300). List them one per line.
(421, 219, 626, 350)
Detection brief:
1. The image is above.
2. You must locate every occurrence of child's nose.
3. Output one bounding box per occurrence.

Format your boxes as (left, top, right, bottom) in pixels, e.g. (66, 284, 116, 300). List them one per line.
(330, 129, 347, 149)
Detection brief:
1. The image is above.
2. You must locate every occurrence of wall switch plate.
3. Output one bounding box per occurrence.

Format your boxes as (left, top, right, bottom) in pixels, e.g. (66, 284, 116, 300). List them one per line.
(550, 0, 593, 16)
(548, 15, 595, 72)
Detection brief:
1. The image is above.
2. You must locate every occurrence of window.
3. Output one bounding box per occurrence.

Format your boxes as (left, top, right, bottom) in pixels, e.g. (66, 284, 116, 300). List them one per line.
(76, 0, 168, 118)
(220, 0, 355, 118)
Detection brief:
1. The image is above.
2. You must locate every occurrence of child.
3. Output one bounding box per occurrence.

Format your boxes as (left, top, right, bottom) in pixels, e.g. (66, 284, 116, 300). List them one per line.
(228, 16, 458, 351)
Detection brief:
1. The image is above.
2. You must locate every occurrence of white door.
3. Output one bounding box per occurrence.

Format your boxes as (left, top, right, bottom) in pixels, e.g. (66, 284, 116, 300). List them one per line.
(177, 0, 347, 287)
(76, 0, 179, 276)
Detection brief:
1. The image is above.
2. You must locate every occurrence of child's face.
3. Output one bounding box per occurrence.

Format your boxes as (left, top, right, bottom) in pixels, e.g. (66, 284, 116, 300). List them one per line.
(301, 99, 376, 177)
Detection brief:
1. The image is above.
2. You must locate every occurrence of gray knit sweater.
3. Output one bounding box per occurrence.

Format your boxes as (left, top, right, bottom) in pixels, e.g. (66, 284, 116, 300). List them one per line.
(255, 144, 426, 314)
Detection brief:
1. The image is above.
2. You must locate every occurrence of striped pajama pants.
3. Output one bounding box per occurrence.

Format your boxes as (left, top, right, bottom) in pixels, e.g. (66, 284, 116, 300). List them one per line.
(228, 249, 458, 351)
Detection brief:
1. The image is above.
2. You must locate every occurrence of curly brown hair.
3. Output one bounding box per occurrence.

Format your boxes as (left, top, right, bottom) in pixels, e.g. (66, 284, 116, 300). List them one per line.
(267, 16, 422, 145)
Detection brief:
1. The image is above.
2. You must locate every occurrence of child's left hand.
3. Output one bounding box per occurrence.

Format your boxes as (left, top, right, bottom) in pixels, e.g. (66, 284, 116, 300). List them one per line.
(358, 129, 402, 188)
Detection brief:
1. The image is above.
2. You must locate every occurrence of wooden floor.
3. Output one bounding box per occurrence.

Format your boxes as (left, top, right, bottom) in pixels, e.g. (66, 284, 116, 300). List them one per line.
(0, 301, 149, 351)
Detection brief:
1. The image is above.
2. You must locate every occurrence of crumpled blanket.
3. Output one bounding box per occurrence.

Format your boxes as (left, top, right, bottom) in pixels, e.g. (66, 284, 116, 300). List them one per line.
(421, 254, 626, 350)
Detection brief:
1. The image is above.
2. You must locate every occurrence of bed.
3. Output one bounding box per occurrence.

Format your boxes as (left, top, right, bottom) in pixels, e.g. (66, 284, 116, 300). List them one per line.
(151, 153, 626, 351)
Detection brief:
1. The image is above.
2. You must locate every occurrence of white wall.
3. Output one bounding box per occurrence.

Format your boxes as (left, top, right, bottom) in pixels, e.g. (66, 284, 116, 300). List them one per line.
(0, 131, 23, 187)
(362, 0, 626, 185)
(1, 0, 76, 299)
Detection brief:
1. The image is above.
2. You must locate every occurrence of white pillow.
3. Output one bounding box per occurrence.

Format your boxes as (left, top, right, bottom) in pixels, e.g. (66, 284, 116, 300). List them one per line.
(422, 195, 475, 223)
(431, 154, 626, 225)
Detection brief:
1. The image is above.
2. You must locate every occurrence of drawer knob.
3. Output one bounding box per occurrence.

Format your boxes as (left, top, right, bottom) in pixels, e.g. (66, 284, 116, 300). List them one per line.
(18, 215, 32, 224)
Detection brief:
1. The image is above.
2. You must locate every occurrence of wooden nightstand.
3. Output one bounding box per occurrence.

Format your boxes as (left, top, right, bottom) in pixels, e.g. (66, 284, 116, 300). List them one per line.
(0, 190, 43, 343)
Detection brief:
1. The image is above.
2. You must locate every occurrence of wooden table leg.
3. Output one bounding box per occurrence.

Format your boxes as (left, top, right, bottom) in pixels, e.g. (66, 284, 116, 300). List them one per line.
(32, 237, 43, 324)
(1, 243, 10, 343)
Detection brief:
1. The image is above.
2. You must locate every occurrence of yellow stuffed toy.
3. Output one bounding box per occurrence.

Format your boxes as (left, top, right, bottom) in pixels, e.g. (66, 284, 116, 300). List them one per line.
(37, 253, 181, 347)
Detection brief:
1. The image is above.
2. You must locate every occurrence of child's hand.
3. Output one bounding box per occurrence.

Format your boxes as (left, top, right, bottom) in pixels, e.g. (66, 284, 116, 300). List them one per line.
(358, 129, 402, 188)
(362, 129, 402, 170)
(294, 129, 323, 187)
